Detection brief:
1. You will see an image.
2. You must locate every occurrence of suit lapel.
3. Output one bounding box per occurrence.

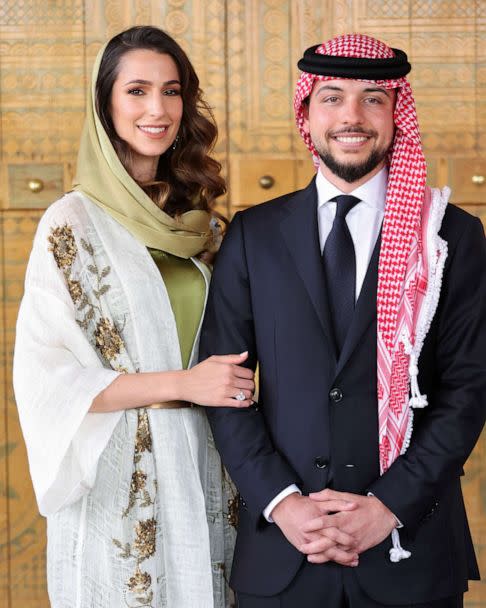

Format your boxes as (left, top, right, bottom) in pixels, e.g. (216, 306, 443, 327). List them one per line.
(280, 180, 337, 358)
(335, 234, 381, 377)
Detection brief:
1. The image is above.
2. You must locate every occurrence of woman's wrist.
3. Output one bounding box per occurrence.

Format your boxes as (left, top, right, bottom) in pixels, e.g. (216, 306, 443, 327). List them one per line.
(157, 369, 188, 402)
(90, 369, 189, 412)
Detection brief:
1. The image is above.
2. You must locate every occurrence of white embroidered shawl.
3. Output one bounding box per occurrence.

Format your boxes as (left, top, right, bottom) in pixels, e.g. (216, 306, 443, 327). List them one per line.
(14, 192, 234, 608)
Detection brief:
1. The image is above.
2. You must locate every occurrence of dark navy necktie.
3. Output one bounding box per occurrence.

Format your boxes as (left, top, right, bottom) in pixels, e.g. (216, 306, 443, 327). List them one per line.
(322, 195, 360, 353)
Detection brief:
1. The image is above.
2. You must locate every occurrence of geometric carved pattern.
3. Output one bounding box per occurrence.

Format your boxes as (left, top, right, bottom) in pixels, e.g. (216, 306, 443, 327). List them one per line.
(161, 0, 229, 207)
(1, 210, 48, 605)
(366, 0, 410, 19)
(227, 0, 294, 155)
(2, 109, 83, 162)
(411, 0, 476, 18)
(0, 0, 85, 206)
(0, 1, 83, 25)
(262, 1, 291, 123)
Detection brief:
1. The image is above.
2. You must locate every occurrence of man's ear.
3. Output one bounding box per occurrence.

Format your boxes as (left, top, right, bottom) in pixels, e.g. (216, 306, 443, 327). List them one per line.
(302, 100, 310, 134)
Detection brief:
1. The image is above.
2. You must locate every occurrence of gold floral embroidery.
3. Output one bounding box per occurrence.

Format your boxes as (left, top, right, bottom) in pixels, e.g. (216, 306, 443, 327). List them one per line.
(133, 518, 156, 561)
(48, 224, 77, 269)
(95, 317, 124, 360)
(227, 494, 239, 529)
(67, 278, 82, 303)
(222, 466, 239, 529)
(135, 409, 152, 459)
(131, 471, 147, 494)
(114, 410, 157, 606)
(48, 225, 156, 606)
(123, 467, 154, 517)
(47, 225, 126, 368)
(127, 567, 152, 593)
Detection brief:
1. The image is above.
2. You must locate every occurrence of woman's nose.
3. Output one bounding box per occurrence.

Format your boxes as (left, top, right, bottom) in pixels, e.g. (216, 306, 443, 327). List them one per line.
(148, 93, 167, 117)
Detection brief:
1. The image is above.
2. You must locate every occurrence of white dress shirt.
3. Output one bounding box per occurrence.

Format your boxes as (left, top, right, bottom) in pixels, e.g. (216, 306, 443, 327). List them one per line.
(263, 167, 387, 522)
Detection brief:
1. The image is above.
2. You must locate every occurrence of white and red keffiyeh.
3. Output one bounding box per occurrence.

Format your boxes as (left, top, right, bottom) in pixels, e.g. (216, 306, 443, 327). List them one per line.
(294, 34, 449, 561)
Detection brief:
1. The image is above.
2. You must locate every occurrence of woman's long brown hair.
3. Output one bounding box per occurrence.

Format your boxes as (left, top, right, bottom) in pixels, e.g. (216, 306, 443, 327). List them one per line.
(95, 26, 226, 219)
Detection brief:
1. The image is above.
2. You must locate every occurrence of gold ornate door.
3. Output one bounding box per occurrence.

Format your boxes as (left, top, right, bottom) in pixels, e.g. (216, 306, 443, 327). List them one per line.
(1, 1, 485, 606)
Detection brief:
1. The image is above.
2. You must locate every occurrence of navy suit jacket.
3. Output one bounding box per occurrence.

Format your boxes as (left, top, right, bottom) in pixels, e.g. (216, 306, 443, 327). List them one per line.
(199, 179, 486, 603)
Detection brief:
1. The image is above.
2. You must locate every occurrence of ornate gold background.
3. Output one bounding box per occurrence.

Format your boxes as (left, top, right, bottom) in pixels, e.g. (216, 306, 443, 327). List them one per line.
(0, 1, 485, 605)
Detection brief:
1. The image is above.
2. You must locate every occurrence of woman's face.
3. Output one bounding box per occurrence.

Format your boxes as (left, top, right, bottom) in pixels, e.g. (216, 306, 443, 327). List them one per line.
(110, 49, 183, 182)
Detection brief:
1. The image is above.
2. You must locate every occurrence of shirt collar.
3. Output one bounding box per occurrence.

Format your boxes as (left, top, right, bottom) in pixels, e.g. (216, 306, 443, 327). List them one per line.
(316, 166, 388, 212)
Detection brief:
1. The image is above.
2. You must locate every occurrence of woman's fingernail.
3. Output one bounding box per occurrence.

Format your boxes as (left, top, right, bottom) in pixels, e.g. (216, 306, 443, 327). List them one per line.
(239, 351, 248, 356)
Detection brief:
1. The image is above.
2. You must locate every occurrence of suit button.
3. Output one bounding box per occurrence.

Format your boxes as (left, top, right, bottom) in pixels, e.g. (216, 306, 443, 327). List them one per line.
(425, 500, 439, 519)
(315, 457, 329, 469)
(329, 388, 343, 402)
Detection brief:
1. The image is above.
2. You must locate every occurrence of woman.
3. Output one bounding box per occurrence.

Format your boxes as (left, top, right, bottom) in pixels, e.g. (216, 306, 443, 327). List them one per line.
(13, 26, 253, 608)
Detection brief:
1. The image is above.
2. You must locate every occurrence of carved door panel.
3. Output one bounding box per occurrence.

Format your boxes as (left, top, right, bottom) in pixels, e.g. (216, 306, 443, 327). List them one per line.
(1, 3, 86, 604)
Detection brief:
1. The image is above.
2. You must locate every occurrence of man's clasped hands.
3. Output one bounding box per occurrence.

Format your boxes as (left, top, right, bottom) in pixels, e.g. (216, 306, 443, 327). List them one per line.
(271, 488, 398, 567)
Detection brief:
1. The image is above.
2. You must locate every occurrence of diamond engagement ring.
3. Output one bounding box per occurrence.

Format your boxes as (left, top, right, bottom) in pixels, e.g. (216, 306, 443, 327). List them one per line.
(235, 391, 246, 401)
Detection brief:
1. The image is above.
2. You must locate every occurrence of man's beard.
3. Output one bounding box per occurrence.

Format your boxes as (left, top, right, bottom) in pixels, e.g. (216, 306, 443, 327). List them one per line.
(315, 134, 391, 183)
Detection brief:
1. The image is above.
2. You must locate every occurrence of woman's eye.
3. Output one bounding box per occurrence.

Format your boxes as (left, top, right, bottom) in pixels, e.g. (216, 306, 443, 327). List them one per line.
(164, 88, 181, 96)
(127, 88, 144, 96)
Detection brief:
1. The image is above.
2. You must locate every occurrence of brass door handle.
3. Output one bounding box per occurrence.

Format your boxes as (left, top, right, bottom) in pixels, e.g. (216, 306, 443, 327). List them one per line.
(28, 178, 44, 193)
(259, 175, 275, 189)
(471, 175, 485, 185)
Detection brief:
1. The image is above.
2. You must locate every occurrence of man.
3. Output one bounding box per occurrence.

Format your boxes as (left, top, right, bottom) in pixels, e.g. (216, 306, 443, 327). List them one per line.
(199, 34, 486, 607)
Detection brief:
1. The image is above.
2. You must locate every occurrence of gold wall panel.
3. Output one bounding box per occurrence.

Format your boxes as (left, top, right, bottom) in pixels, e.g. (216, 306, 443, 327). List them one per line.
(1, 1, 485, 606)
(1, 211, 47, 607)
(230, 157, 315, 208)
(0, 3, 86, 213)
(227, 0, 293, 157)
(7, 164, 64, 210)
(448, 159, 486, 204)
(0, 212, 9, 601)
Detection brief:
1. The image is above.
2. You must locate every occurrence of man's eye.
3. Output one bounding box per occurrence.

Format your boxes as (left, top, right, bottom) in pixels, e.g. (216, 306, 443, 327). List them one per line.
(323, 96, 339, 103)
(365, 97, 381, 104)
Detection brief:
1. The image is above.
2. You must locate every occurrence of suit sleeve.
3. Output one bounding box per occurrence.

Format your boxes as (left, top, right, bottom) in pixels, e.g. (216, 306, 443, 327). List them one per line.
(199, 212, 300, 523)
(369, 216, 486, 534)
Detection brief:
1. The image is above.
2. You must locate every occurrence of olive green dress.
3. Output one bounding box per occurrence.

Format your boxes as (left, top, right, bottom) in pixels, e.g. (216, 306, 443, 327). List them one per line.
(148, 248, 206, 369)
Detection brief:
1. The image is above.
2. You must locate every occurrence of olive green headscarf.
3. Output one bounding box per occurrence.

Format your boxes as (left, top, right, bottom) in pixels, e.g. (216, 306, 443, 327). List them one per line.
(73, 43, 212, 258)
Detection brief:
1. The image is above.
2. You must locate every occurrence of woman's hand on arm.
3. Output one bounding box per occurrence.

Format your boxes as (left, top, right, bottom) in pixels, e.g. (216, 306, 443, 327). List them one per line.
(180, 351, 254, 407)
(90, 351, 254, 412)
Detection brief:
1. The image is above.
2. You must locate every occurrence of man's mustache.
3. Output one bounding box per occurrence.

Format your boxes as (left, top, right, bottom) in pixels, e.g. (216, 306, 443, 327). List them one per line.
(329, 127, 377, 137)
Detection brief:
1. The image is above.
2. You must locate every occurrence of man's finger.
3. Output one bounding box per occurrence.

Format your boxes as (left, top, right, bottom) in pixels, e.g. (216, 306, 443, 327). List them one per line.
(300, 528, 356, 553)
(307, 546, 359, 566)
(313, 499, 357, 513)
(298, 535, 335, 555)
(301, 514, 354, 533)
(309, 488, 354, 502)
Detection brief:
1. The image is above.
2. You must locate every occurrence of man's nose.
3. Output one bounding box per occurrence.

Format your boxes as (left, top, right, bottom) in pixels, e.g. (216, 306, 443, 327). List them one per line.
(341, 99, 364, 124)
